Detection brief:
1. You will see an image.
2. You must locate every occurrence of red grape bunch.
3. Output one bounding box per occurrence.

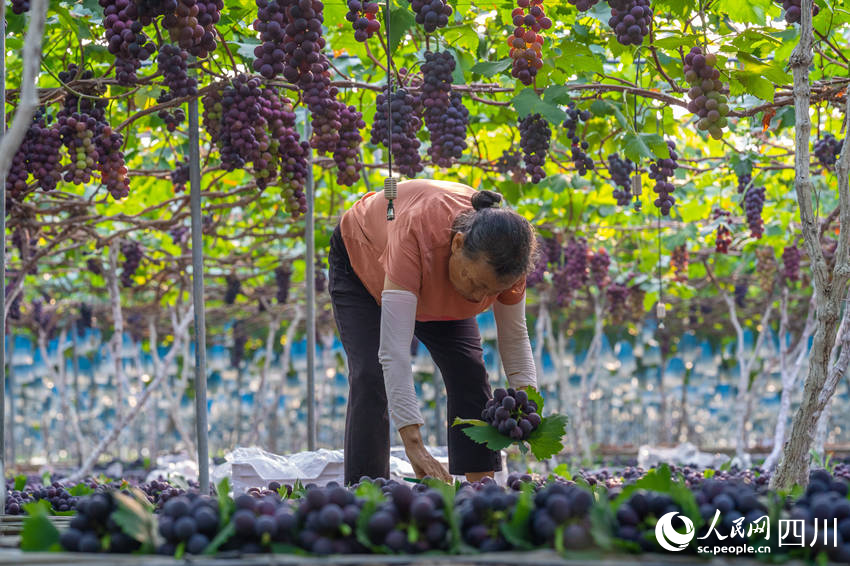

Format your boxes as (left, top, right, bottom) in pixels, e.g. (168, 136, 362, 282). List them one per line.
(563, 103, 594, 176)
(606, 0, 652, 46)
(252, 0, 288, 79)
(607, 153, 635, 206)
(519, 113, 551, 183)
(742, 185, 766, 239)
(712, 207, 733, 253)
(213, 75, 271, 171)
(482, 387, 541, 441)
(553, 237, 589, 306)
(814, 134, 843, 168)
(648, 140, 679, 215)
(782, 245, 801, 283)
(346, 0, 380, 41)
(421, 51, 469, 167)
(684, 46, 729, 140)
(333, 103, 366, 186)
(97, 125, 131, 199)
(121, 240, 144, 287)
(162, 0, 222, 58)
(172, 161, 190, 192)
(301, 56, 342, 155)
(509, 0, 551, 86)
(589, 248, 610, 288)
(671, 245, 688, 282)
(99, 0, 157, 85)
(407, 0, 452, 33)
(21, 109, 63, 192)
(156, 44, 197, 132)
(781, 0, 819, 24)
(370, 87, 423, 177)
(569, 0, 599, 10)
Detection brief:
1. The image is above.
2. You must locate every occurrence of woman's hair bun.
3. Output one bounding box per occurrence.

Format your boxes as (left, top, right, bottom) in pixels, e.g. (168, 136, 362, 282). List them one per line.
(471, 189, 502, 211)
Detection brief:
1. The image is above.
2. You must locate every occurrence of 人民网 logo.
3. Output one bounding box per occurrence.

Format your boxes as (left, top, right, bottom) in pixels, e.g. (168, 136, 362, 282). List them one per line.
(655, 511, 696, 552)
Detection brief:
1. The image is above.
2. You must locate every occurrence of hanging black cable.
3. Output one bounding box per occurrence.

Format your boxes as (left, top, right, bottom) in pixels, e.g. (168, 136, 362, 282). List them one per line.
(383, 0, 397, 221)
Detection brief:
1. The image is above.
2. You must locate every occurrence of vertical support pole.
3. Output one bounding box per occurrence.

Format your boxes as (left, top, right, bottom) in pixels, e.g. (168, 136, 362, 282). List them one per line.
(0, 4, 7, 515)
(71, 329, 81, 465)
(305, 119, 317, 452)
(6, 334, 13, 468)
(188, 95, 209, 495)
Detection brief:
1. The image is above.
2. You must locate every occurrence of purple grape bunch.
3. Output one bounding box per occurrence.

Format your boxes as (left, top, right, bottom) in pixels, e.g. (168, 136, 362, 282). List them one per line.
(553, 237, 589, 305)
(333, 103, 366, 186)
(736, 172, 752, 194)
(121, 240, 143, 287)
(421, 52, 468, 167)
(782, 0, 819, 24)
(782, 245, 801, 283)
(742, 185, 766, 239)
(563, 103, 594, 176)
(346, 0, 381, 41)
(99, 0, 157, 85)
(814, 134, 843, 168)
(275, 265, 292, 303)
(370, 87, 423, 177)
(519, 113, 551, 183)
(482, 387, 541, 441)
(407, 0, 452, 33)
(590, 248, 610, 288)
(648, 140, 679, 215)
(568, 0, 599, 10)
(607, 153, 634, 206)
(163, 0, 222, 58)
(607, 0, 652, 46)
(156, 44, 197, 132)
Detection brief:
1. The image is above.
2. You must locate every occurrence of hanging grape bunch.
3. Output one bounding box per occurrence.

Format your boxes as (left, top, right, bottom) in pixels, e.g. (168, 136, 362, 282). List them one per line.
(781, 0, 819, 24)
(482, 388, 541, 441)
(252, 0, 290, 79)
(755, 246, 778, 293)
(648, 140, 679, 215)
(421, 51, 469, 167)
(526, 237, 548, 287)
(275, 265, 292, 304)
(224, 275, 241, 305)
(589, 248, 610, 288)
(814, 134, 843, 169)
(553, 237, 589, 306)
(606, 281, 629, 323)
(712, 207, 733, 253)
(742, 185, 766, 239)
(162, 0, 222, 58)
(563, 103, 594, 176)
(333, 103, 367, 186)
(782, 245, 801, 283)
(569, 0, 599, 10)
(736, 171, 752, 194)
(519, 113, 551, 183)
(684, 46, 729, 140)
(172, 161, 189, 192)
(121, 241, 144, 287)
(407, 0, 452, 33)
(156, 44, 197, 132)
(21, 108, 63, 192)
(370, 87, 423, 177)
(11, 0, 30, 14)
(509, 0, 551, 86)
(495, 149, 526, 183)
(7, 142, 29, 199)
(734, 281, 747, 309)
(98, 0, 157, 85)
(606, 0, 652, 46)
(671, 245, 688, 283)
(346, 0, 381, 41)
(607, 153, 634, 206)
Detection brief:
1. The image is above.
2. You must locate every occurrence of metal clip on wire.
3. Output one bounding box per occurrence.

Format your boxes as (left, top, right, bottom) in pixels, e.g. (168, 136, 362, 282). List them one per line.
(384, 177, 397, 221)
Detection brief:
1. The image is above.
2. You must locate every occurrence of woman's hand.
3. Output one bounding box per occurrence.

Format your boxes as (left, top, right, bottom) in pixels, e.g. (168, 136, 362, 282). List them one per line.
(399, 424, 452, 483)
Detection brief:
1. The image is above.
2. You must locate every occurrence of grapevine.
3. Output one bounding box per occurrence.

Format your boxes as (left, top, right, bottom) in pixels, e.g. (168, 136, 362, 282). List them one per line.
(684, 46, 729, 140)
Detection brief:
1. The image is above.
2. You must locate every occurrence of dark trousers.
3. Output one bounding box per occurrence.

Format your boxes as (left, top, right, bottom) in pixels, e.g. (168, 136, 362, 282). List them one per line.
(328, 225, 500, 484)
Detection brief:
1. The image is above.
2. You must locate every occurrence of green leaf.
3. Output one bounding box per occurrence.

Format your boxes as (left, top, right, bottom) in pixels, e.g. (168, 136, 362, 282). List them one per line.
(500, 484, 535, 550)
(589, 99, 628, 129)
(526, 414, 568, 460)
(511, 88, 541, 119)
(42, 472, 52, 486)
(14, 474, 27, 491)
(623, 133, 669, 162)
(552, 463, 572, 481)
(703, 468, 716, 479)
(354, 482, 389, 553)
(714, 0, 771, 24)
(543, 85, 572, 106)
(652, 35, 695, 50)
(735, 71, 775, 102)
(217, 477, 235, 528)
(69, 483, 95, 497)
(389, 5, 415, 54)
(203, 521, 236, 555)
(21, 500, 61, 552)
(112, 489, 157, 553)
(469, 59, 512, 77)
(522, 386, 545, 413)
(453, 417, 514, 451)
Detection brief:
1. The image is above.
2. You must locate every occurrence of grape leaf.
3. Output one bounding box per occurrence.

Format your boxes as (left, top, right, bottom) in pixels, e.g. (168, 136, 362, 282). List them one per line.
(389, 5, 415, 54)
(20, 500, 61, 552)
(469, 59, 512, 77)
(203, 521, 235, 555)
(14, 474, 27, 491)
(217, 477, 235, 527)
(499, 483, 535, 550)
(522, 386, 545, 413)
(112, 489, 157, 553)
(354, 481, 389, 553)
(68, 483, 95, 497)
(452, 417, 513, 451)
(526, 414, 568, 460)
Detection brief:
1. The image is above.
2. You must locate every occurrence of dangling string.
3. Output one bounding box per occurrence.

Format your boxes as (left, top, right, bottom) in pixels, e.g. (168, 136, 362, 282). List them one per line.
(383, 0, 397, 221)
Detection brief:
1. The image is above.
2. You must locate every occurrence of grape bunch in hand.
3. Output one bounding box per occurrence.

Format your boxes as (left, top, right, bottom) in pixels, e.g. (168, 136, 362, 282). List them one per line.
(482, 388, 541, 441)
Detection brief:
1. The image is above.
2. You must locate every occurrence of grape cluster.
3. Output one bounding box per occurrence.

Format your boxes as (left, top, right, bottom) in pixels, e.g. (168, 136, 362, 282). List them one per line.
(736, 172, 752, 194)
(290, 487, 365, 554)
(333, 103, 366, 186)
(782, 245, 801, 283)
(684, 47, 729, 140)
(170, 225, 190, 245)
(607, 153, 635, 206)
(606, 281, 629, 322)
(252, 0, 292, 80)
(232, 321, 248, 369)
(156, 495, 219, 555)
(568, 0, 599, 10)
(607, 0, 652, 46)
(509, 0, 551, 86)
(99, 0, 157, 85)
(371, 87, 423, 177)
(225, 274, 241, 304)
(276, 265, 292, 304)
(671, 244, 688, 283)
(172, 161, 190, 192)
(553, 237, 589, 305)
(647, 140, 679, 215)
(87, 257, 104, 276)
(56, 112, 99, 186)
(4, 482, 78, 515)
(408, 0, 452, 33)
(11, 0, 30, 13)
(563, 103, 594, 176)
(785, 469, 850, 562)
(712, 208, 733, 254)
(97, 125, 131, 199)
(21, 109, 63, 192)
(281, 141, 310, 217)
(495, 149, 525, 183)
(755, 246, 778, 292)
(519, 113, 551, 183)
(346, 0, 381, 41)
(78, 303, 94, 336)
(456, 482, 517, 551)
(121, 240, 143, 287)
(529, 483, 594, 549)
(734, 282, 747, 308)
(7, 143, 29, 198)
(61, 492, 141, 553)
(590, 248, 610, 288)
(814, 134, 843, 168)
(742, 185, 766, 239)
(302, 58, 342, 155)
(482, 387, 540, 441)
(156, 44, 196, 131)
(366, 482, 451, 552)
(782, 0, 819, 24)
(163, 0, 222, 58)
(526, 241, 548, 287)
(421, 52, 468, 167)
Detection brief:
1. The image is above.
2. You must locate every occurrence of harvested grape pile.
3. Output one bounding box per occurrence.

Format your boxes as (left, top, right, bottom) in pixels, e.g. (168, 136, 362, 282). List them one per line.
(14, 464, 850, 563)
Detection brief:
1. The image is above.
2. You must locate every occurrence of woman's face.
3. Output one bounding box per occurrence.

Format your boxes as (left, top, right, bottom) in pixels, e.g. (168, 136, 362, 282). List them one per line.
(448, 233, 517, 303)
